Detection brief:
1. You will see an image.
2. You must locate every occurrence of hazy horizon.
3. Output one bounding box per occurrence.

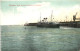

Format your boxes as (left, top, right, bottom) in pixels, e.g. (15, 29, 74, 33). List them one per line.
(1, 0, 80, 25)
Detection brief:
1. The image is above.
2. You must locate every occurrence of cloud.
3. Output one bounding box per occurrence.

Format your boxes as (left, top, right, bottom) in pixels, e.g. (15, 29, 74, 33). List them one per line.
(16, 2, 80, 22)
(1, 1, 80, 25)
(1, 0, 80, 1)
(16, 2, 52, 22)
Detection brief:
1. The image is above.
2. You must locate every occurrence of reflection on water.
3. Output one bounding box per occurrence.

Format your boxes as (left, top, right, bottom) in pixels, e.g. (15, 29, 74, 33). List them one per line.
(1, 26, 80, 51)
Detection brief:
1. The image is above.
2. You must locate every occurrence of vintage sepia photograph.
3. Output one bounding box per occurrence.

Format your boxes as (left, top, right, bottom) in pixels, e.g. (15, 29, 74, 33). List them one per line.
(0, 0, 80, 51)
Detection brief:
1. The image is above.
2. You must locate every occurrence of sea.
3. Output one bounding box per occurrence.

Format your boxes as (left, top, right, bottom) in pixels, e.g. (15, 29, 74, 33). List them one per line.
(1, 25, 80, 51)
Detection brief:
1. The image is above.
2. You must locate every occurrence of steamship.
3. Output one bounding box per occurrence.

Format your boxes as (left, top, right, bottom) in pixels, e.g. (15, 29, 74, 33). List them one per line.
(37, 11, 60, 28)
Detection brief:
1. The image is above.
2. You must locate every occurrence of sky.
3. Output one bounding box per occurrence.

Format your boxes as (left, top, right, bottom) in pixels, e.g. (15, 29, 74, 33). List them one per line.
(0, 0, 80, 25)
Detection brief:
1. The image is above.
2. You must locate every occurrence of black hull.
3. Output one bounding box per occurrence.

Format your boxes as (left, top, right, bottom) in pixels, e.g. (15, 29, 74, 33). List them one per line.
(37, 24, 60, 28)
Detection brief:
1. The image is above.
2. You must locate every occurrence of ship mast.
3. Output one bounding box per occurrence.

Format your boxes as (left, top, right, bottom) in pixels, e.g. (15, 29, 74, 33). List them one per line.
(40, 12, 41, 22)
(51, 10, 53, 22)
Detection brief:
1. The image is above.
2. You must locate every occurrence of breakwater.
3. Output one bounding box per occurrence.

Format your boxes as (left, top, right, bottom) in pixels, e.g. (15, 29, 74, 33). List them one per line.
(60, 21, 80, 28)
(24, 21, 80, 28)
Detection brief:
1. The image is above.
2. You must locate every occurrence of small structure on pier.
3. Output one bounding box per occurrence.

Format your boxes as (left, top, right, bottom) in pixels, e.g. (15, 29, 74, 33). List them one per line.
(73, 12, 80, 22)
(73, 13, 77, 22)
(60, 12, 80, 28)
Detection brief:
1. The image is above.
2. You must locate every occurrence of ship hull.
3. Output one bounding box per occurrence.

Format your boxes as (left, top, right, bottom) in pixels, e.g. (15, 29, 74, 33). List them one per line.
(37, 23, 60, 28)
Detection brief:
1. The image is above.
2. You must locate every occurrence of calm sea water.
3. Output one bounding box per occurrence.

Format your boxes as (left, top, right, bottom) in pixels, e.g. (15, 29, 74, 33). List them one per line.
(1, 25, 80, 51)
